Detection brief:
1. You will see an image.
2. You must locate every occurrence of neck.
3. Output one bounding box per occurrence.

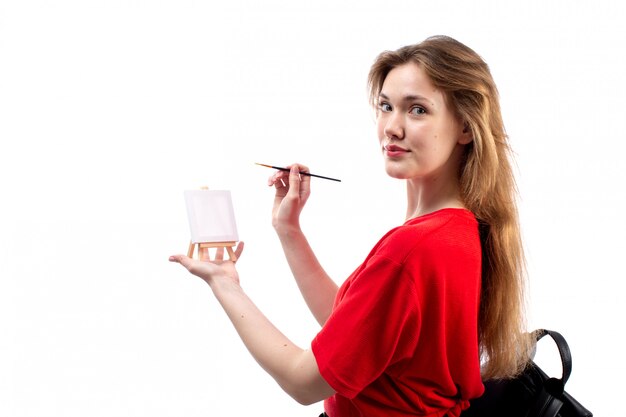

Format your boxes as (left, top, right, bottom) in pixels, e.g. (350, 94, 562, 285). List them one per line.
(405, 173, 465, 221)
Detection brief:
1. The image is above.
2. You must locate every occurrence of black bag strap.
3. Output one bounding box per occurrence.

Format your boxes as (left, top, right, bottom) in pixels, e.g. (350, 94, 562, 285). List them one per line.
(535, 329, 572, 385)
(528, 387, 564, 417)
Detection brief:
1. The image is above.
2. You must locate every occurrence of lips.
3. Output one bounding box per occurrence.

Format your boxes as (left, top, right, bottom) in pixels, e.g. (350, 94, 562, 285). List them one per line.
(383, 143, 410, 157)
(384, 144, 409, 152)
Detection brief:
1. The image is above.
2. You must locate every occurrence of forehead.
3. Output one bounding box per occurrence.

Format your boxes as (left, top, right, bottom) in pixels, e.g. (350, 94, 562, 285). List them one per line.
(380, 62, 443, 107)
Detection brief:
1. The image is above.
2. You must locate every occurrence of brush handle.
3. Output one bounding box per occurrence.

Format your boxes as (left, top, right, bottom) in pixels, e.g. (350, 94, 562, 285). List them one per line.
(257, 163, 341, 182)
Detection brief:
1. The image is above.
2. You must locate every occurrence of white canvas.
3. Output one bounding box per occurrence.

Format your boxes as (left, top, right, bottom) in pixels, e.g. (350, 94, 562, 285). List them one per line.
(184, 190, 239, 243)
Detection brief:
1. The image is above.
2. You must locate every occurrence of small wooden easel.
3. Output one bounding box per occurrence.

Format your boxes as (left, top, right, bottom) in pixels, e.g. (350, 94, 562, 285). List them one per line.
(186, 186, 238, 262)
(187, 241, 238, 262)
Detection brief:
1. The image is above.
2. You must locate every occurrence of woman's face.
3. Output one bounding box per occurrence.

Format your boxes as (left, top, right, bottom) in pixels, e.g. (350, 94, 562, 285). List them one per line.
(376, 62, 471, 182)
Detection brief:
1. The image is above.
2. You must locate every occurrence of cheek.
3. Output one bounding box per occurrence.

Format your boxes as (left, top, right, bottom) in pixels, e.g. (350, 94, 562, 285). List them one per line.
(405, 125, 427, 147)
(376, 120, 386, 142)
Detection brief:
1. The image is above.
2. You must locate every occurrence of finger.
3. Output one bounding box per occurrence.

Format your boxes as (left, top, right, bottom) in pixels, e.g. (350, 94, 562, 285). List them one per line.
(277, 171, 289, 185)
(291, 163, 310, 175)
(170, 254, 213, 281)
(234, 241, 245, 259)
(169, 254, 194, 270)
(274, 178, 286, 189)
(286, 165, 301, 197)
(267, 171, 281, 186)
(269, 171, 288, 189)
(215, 246, 224, 261)
(294, 163, 311, 197)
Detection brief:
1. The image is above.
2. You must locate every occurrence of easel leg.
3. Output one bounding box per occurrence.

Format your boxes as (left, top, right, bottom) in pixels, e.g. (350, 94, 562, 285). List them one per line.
(226, 246, 237, 262)
(188, 242, 238, 262)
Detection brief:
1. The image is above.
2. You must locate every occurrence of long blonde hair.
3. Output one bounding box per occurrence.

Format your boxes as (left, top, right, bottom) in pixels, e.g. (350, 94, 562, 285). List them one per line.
(368, 35, 532, 379)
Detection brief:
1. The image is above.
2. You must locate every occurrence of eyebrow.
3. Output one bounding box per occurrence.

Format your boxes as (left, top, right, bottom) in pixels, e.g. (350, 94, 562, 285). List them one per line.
(379, 92, 435, 106)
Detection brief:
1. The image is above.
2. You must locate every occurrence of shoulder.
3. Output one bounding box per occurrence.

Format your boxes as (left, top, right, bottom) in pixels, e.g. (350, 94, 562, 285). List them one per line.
(376, 208, 480, 265)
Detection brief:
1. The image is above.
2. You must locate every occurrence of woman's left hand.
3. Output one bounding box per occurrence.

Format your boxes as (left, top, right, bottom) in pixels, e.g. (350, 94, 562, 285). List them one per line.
(169, 242, 245, 287)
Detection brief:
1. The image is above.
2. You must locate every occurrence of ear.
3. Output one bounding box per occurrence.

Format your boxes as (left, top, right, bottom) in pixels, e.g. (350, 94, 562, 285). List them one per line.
(459, 122, 473, 145)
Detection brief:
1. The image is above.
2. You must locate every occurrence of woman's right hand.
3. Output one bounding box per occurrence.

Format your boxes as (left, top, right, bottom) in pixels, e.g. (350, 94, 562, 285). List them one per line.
(268, 163, 311, 234)
(267, 164, 338, 325)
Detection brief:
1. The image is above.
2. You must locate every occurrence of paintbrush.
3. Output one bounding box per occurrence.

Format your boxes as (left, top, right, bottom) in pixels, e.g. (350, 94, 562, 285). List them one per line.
(255, 163, 341, 182)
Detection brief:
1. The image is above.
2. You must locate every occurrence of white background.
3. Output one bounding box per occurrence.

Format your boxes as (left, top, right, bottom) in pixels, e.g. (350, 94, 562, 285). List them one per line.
(1, 1, 624, 416)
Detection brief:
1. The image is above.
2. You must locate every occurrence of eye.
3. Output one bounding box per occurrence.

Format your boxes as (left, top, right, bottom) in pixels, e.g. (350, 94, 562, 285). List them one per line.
(378, 102, 392, 112)
(409, 106, 426, 115)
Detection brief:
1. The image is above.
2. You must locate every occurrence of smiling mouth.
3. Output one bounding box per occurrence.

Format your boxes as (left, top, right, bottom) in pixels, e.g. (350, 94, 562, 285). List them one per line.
(384, 144, 410, 153)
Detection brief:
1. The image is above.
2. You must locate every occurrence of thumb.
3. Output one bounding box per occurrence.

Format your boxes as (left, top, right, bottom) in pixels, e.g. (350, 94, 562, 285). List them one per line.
(287, 165, 301, 196)
(169, 254, 193, 269)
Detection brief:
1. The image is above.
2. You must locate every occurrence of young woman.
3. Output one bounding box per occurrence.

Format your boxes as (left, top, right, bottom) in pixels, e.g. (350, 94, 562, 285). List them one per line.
(169, 35, 532, 417)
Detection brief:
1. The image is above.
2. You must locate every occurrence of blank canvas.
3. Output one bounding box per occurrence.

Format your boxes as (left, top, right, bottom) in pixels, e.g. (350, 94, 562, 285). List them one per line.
(184, 190, 239, 243)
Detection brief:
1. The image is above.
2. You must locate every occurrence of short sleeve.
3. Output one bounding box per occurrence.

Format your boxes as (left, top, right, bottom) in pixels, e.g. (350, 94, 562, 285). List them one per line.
(311, 254, 421, 399)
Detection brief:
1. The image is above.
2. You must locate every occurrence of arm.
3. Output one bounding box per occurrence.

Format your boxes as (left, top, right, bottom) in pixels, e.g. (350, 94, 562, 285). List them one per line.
(169, 246, 335, 405)
(269, 165, 339, 326)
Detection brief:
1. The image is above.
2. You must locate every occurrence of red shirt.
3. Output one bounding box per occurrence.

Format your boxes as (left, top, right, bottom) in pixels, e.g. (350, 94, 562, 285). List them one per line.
(312, 209, 484, 417)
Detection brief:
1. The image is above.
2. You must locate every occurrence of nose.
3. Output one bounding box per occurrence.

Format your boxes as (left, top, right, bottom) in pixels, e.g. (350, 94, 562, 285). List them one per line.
(383, 111, 404, 140)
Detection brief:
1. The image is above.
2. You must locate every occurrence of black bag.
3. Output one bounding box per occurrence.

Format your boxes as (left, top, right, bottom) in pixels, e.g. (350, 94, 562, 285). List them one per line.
(462, 329, 592, 417)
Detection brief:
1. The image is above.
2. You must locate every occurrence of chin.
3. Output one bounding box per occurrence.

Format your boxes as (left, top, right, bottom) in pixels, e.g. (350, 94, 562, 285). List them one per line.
(383, 161, 414, 180)
(384, 166, 411, 180)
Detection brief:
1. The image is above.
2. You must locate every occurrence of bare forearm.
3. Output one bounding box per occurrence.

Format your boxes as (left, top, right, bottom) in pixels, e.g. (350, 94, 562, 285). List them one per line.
(209, 279, 334, 404)
(276, 226, 338, 326)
